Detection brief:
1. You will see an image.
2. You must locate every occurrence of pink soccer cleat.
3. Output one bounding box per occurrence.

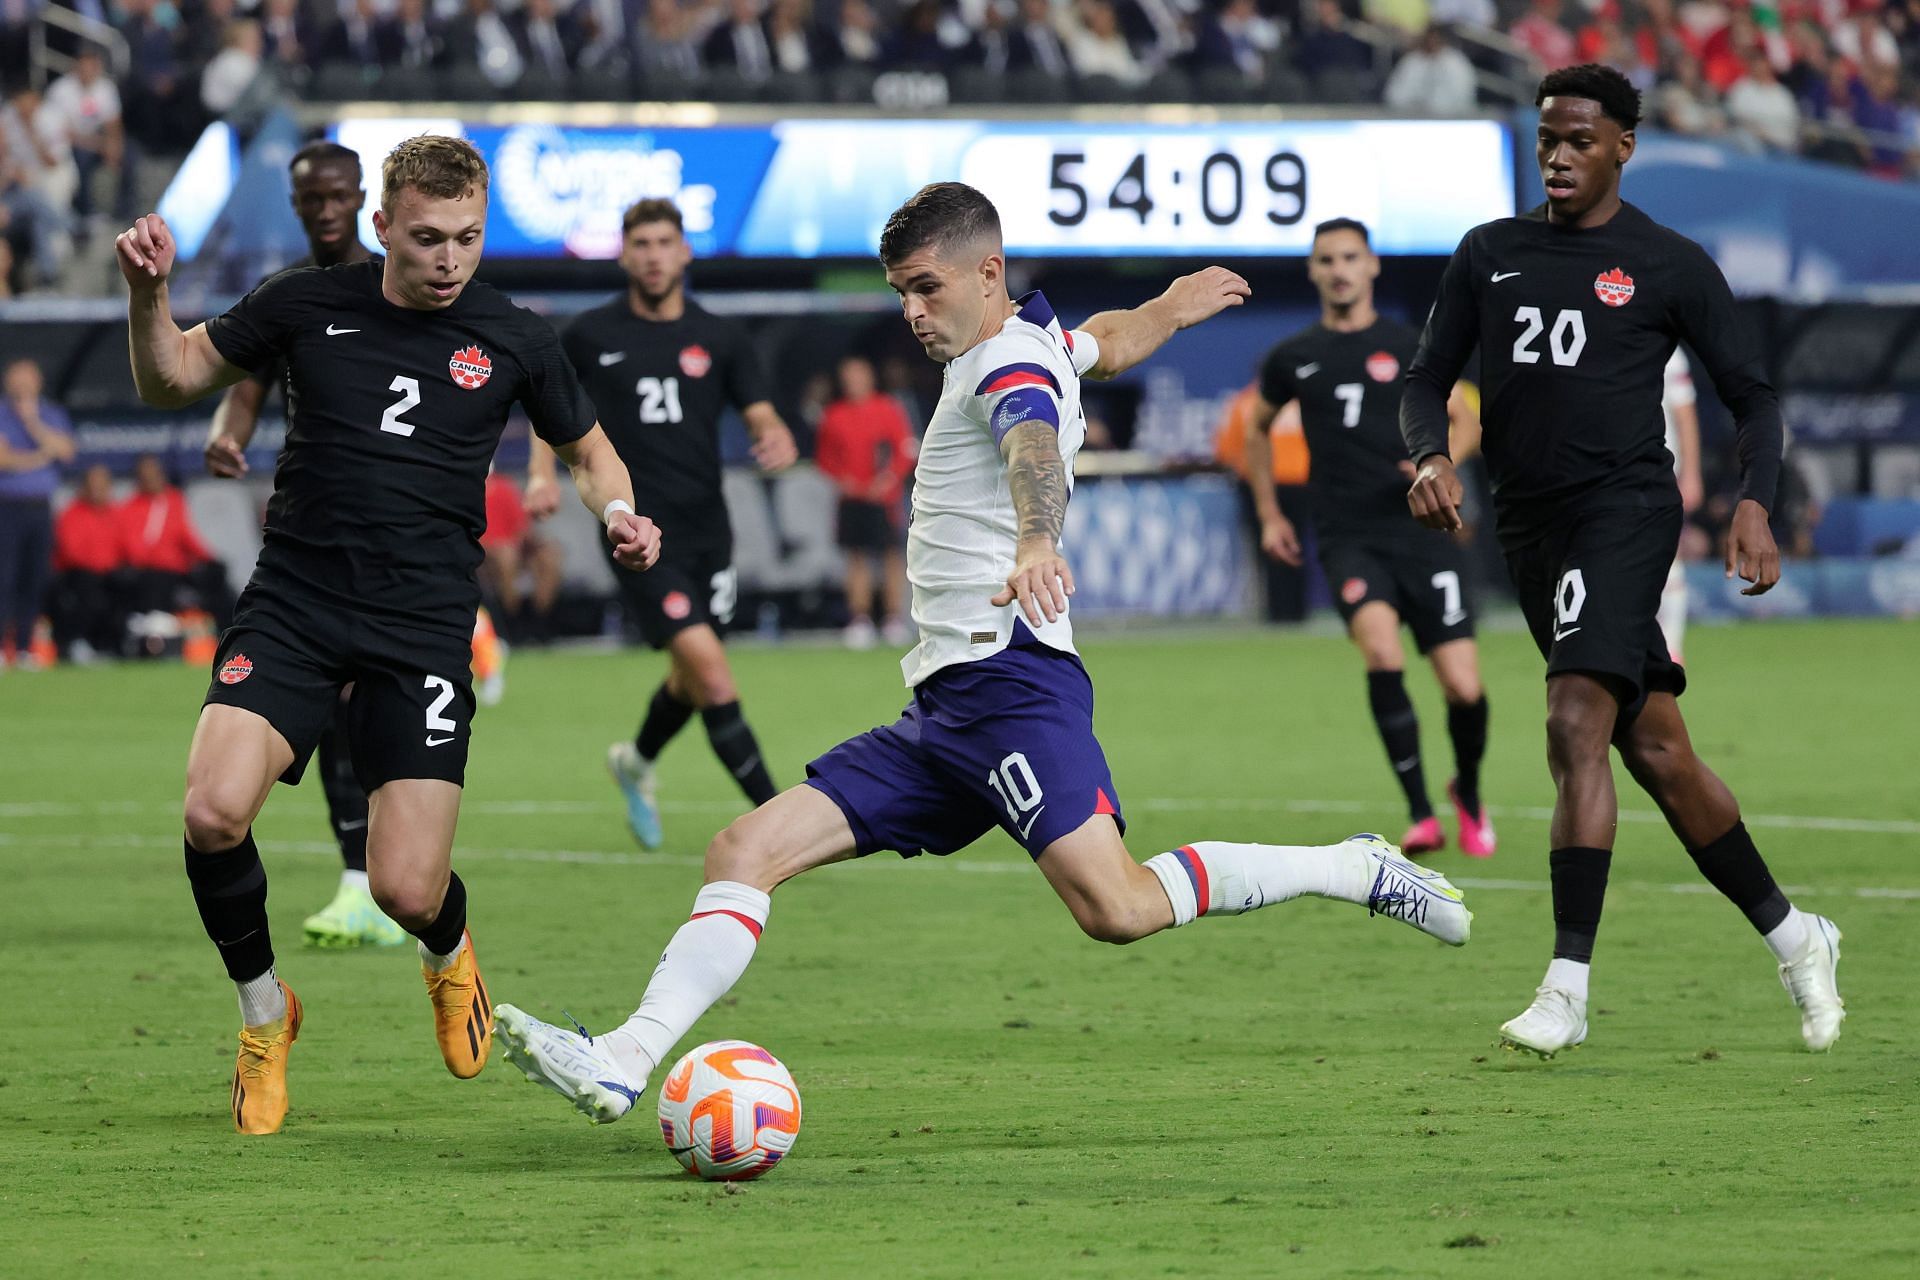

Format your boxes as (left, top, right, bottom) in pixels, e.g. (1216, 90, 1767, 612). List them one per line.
(1400, 815, 1445, 856)
(1448, 780, 1497, 858)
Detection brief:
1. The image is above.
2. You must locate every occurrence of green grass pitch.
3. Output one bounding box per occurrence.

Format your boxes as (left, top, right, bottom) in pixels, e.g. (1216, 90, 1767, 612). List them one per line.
(2, 619, 1916, 1277)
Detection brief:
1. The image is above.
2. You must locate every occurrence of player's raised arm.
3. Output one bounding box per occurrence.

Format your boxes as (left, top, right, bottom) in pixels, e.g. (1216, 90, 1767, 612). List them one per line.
(118, 213, 248, 409)
(550, 424, 661, 572)
(1401, 234, 1480, 531)
(1671, 245, 1784, 596)
(1076, 266, 1249, 380)
(989, 420, 1074, 627)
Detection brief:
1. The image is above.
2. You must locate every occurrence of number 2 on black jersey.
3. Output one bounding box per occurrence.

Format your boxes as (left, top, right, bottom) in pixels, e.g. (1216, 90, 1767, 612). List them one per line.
(637, 376, 683, 424)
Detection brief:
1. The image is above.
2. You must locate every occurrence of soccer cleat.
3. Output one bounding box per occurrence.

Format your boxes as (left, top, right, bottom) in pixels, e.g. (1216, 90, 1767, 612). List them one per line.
(423, 931, 493, 1079)
(607, 741, 663, 850)
(1448, 780, 1497, 859)
(232, 983, 303, 1135)
(302, 879, 409, 948)
(1349, 832, 1471, 946)
(1499, 986, 1588, 1058)
(1399, 815, 1445, 856)
(1778, 914, 1845, 1052)
(496, 1004, 643, 1125)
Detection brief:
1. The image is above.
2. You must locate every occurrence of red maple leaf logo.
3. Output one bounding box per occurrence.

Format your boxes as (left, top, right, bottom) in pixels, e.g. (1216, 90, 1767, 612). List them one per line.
(1593, 268, 1635, 308)
(449, 345, 493, 389)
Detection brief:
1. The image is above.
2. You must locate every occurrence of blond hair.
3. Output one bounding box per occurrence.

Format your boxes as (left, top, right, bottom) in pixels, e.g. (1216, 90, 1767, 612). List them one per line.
(381, 135, 489, 211)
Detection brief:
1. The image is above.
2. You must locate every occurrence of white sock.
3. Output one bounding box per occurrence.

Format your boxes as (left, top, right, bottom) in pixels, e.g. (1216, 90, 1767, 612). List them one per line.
(603, 881, 771, 1083)
(237, 968, 287, 1027)
(1144, 840, 1374, 924)
(1544, 957, 1590, 1002)
(420, 932, 466, 973)
(340, 869, 369, 893)
(1763, 907, 1811, 963)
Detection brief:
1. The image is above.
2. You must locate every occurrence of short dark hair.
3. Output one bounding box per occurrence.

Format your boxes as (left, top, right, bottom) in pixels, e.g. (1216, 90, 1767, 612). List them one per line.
(622, 198, 683, 235)
(1536, 63, 1642, 131)
(289, 140, 360, 178)
(879, 182, 1001, 267)
(1312, 217, 1371, 247)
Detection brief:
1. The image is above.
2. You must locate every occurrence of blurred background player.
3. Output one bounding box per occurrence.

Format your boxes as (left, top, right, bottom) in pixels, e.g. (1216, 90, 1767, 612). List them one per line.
(202, 140, 405, 948)
(493, 183, 1471, 1126)
(1403, 65, 1842, 1057)
(815, 353, 915, 649)
(534, 197, 798, 850)
(1658, 349, 1703, 662)
(1246, 218, 1495, 858)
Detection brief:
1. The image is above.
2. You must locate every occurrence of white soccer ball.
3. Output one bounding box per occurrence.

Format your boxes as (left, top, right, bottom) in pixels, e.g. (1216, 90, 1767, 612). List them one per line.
(656, 1039, 802, 1181)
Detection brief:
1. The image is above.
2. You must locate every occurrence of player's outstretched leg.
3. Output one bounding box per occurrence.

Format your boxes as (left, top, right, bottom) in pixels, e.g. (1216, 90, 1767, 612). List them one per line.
(1617, 693, 1843, 1051)
(497, 786, 857, 1123)
(1035, 817, 1471, 947)
(303, 696, 407, 948)
(183, 705, 300, 1132)
(1430, 639, 1495, 858)
(366, 778, 494, 1077)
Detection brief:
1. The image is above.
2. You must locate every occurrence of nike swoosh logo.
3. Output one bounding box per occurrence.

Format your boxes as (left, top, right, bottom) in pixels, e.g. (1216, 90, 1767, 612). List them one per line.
(326, 324, 360, 335)
(1553, 626, 1581, 641)
(598, 351, 627, 366)
(425, 735, 454, 746)
(1295, 363, 1320, 378)
(337, 819, 368, 831)
(1017, 805, 1047, 840)
(1491, 272, 1522, 283)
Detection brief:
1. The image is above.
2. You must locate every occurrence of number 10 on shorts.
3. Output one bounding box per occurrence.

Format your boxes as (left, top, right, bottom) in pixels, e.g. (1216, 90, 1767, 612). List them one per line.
(986, 752, 1045, 831)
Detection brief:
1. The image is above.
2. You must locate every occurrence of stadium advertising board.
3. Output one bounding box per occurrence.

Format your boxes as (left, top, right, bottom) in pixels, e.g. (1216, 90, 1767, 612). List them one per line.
(330, 117, 1513, 259)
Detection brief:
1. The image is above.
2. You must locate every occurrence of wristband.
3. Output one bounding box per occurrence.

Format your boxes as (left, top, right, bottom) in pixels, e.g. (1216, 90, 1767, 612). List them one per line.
(602, 498, 635, 528)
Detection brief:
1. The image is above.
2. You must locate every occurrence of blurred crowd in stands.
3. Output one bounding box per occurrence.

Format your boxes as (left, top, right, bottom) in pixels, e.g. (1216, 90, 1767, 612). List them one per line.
(0, 0, 1914, 293)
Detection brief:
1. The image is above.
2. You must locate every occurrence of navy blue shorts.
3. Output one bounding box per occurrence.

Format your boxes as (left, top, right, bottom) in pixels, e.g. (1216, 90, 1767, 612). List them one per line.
(805, 639, 1125, 860)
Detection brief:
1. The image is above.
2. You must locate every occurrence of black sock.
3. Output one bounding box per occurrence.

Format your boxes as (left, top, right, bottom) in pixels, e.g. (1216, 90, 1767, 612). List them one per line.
(636, 682, 695, 762)
(184, 831, 274, 982)
(1549, 847, 1613, 962)
(1687, 821, 1790, 935)
(702, 700, 776, 806)
(1447, 696, 1490, 815)
(409, 871, 468, 957)
(1366, 670, 1431, 821)
(317, 707, 368, 873)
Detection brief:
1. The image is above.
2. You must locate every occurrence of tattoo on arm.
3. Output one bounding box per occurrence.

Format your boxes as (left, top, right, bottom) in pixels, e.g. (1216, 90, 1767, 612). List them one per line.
(1003, 422, 1068, 547)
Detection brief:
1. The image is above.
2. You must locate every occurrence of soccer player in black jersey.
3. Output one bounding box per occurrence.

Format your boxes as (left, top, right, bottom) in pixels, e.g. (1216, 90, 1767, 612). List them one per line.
(1400, 64, 1843, 1056)
(116, 135, 662, 1133)
(200, 141, 409, 951)
(532, 197, 798, 851)
(1246, 218, 1495, 860)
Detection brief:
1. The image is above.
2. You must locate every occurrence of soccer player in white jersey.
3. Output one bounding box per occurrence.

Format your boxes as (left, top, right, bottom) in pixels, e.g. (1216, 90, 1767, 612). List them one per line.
(493, 183, 1473, 1124)
(1657, 349, 1703, 661)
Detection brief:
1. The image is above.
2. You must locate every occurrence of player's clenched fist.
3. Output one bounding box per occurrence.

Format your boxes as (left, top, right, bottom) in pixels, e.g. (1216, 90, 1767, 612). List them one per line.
(608, 510, 661, 571)
(1725, 498, 1780, 596)
(1159, 266, 1252, 329)
(1406, 455, 1465, 532)
(116, 213, 177, 288)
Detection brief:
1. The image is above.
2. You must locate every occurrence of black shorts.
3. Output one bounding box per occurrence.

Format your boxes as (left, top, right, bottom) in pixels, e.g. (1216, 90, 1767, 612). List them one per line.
(607, 542, 737, 650)
(204, 583, 476, 791)
(836, 499, 898, 554)
(1319, 532, 1476, 654)
(1505, 503, 1687, 712)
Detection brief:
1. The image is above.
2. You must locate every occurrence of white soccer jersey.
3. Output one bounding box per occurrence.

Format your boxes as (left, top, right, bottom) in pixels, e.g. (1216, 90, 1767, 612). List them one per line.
(899, 290, 1099, 687)
(1662, 348, 1696, 476)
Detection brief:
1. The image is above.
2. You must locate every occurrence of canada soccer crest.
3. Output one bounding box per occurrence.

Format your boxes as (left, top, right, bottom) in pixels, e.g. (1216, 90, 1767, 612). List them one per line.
(1341, 578, 1369, 606)
(450, 345, 493, 389)
(679, 345, 712, 378)
(1365, 350, 1401, 382)
(662, 591, 692, 620)
(218, 653, 254, 685)
(1594, 268, 1635, 308)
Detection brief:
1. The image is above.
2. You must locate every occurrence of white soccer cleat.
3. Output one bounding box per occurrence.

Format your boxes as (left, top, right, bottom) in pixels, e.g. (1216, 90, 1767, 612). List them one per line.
(495, 1004, 643, 1125)
(1778, 914, 1845, 1052)
(607, 741, 663, 850)
(1349, 833, 1472, 946)
(1499, 986, 1588, 1058)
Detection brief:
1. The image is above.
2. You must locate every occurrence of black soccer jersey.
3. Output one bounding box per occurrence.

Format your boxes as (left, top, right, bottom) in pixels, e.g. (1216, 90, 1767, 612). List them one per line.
(205, 259, 597, 634)
(1259, 317, 1423, 540)
(562, 298, 771, 554)
(238, 254, 319, 394)
(1402, 202, 1782, 549)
